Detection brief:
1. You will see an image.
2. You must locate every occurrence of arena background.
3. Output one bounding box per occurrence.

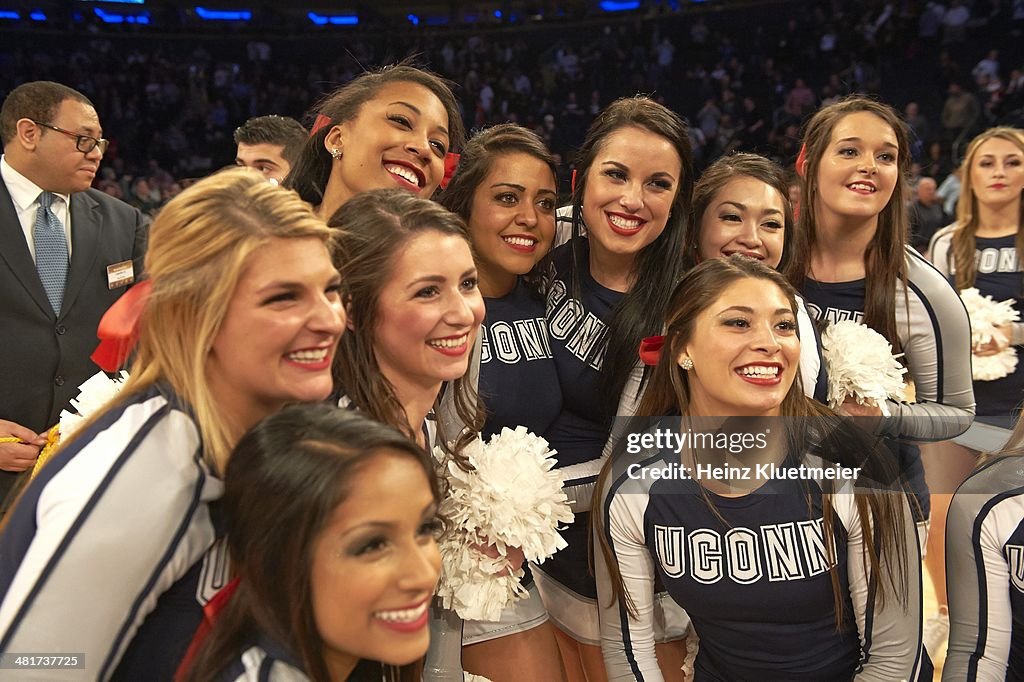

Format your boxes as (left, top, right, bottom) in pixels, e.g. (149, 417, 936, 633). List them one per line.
(4, 1, 1023, 677)
(1, 0, 1020, 215)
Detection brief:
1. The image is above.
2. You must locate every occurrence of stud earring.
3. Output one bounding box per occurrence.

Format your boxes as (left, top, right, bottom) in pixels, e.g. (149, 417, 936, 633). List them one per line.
(330, 148, 342, 159)
(679, 356, 694, 371)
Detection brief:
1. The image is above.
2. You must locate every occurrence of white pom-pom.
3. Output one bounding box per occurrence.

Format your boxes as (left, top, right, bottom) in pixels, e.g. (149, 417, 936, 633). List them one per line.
(433, 427, 574, 621)
(821, 321, 907, 416)
(960, 287, 1020, 381)
(58, 371, 129, 440)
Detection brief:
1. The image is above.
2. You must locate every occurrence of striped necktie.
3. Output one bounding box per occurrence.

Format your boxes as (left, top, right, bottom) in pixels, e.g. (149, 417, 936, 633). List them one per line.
(34, 191, 69, 314)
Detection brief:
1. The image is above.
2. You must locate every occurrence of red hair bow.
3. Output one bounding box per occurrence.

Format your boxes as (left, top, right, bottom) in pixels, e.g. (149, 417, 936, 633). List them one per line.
(311, 113, 333, 137)
(91, 280, 152, 372)
(795, 143, 808, 178)
(174, 577, 241, 682)
(639, 335, 666, 366)
(440, 152, 461, 190)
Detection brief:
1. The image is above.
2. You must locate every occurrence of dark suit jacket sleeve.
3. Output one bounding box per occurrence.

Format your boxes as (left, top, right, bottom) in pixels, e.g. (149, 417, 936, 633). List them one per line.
(0, 186, 149, 506)
(131, 199, 149, 281)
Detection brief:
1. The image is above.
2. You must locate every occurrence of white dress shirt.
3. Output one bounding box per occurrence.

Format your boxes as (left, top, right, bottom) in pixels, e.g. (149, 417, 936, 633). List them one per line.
(1, 155, 72, 260)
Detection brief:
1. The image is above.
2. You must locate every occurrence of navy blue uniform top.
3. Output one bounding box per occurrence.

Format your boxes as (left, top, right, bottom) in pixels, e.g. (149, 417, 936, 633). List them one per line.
(215, 635, 306, 681)
(0, 384, 227, 681)
(214, 634, 389, 681)
(931, 230, 1024, 419)
(596, 442, 925, 681)
(802, 276, 932, 518)
(945, 455, 1024, 681)
(800, 250, 978, 519)
(799, 248, 974, 442)
(479, 279, 561, 440)
(536, 240, 624, 604)
(544, 240, 623, 469)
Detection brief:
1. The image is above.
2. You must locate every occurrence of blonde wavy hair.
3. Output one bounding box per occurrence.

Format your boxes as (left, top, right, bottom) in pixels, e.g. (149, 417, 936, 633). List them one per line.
(949, 126, 1024, 291)
(111, 168, 333, 473)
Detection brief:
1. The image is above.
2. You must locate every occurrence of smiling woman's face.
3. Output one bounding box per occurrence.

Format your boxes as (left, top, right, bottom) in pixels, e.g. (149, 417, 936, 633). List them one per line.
(372, 231, 486, 399)
(311, 450, 441, 679)
(467, 151, 557, 295)
(698, 175, 787, 269)
(326, 81, 452, 205)
(581, 125, 682, 265)
(681, 277, 799, 417)
(206, 237, 345, 431)
(813, 111, 899, 226)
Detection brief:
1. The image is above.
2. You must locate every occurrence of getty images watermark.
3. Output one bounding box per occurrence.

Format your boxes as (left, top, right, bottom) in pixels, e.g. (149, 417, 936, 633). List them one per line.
(622, 424, 862, 484)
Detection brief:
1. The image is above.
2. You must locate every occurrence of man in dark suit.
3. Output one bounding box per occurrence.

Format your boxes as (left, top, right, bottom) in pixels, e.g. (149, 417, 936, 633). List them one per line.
(0, 81, 147, 506)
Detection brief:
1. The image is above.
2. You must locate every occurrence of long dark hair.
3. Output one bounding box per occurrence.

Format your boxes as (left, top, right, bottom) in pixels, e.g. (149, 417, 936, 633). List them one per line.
(567, 96, 694, 415)
(594, 256, 910, 628)
(441, 123, 557, 294)
(183, 404, 443, 682)
(784, 96, 912, 349)
(684, 152, 794, 271)
(329, 188, 484, 464)
(284, 63, 465, 207)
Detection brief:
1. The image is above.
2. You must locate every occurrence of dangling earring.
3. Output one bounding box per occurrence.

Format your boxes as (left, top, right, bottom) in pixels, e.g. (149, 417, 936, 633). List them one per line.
(679, 356, 694, 371)
(330, 147, 342, 160)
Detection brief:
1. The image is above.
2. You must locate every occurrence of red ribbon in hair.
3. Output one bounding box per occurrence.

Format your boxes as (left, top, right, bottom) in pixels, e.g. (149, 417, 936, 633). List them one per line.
(310, 113, 332, 137)
(792, 143, 808, 221)
(91, 280, 153, 372)
(571, 168, 577, 194)
(795, 143, 808, 178)
(440, 152, 461, 190)
(174, 577, 241, 682)
(639, 335, 666, 366)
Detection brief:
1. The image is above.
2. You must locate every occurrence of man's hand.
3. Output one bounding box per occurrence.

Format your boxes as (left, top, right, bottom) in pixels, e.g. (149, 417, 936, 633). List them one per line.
(0, 419, 45, 472)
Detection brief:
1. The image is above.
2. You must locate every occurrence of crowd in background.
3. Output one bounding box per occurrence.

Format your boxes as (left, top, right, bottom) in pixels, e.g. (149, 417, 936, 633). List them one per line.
(1, 0, 1021, 218)
(3, 3, 1024, 679)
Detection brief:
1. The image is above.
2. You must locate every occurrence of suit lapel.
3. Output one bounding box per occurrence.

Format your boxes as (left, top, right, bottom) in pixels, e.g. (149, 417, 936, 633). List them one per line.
(0, 181, 53, 317)
(63, 191, 101, 316)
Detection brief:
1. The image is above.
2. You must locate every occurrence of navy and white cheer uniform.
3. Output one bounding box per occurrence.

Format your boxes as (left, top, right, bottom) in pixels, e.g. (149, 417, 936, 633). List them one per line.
(214, 634, 389, 681)
(801, 248, 975, 441)
(535, 240, 621, 641)
(930, 228, 1024, 430)
(796, 294, 830, 404)
(478, 279, 561, 440)
(544, 240, 621, 477)
(463, 279, 561, 644)
(536, 240, 690, 645)
(0, 384, 227, 681)
(596, 444, 925, 681)
(214, 636, 308, 681)
(945, 455, 1024, 681)
(555, 207, 827, 403)
(801, 248, 976, 520)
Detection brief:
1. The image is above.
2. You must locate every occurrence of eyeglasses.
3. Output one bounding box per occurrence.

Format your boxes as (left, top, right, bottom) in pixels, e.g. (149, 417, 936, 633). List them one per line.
(31, 120, 109, 155)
